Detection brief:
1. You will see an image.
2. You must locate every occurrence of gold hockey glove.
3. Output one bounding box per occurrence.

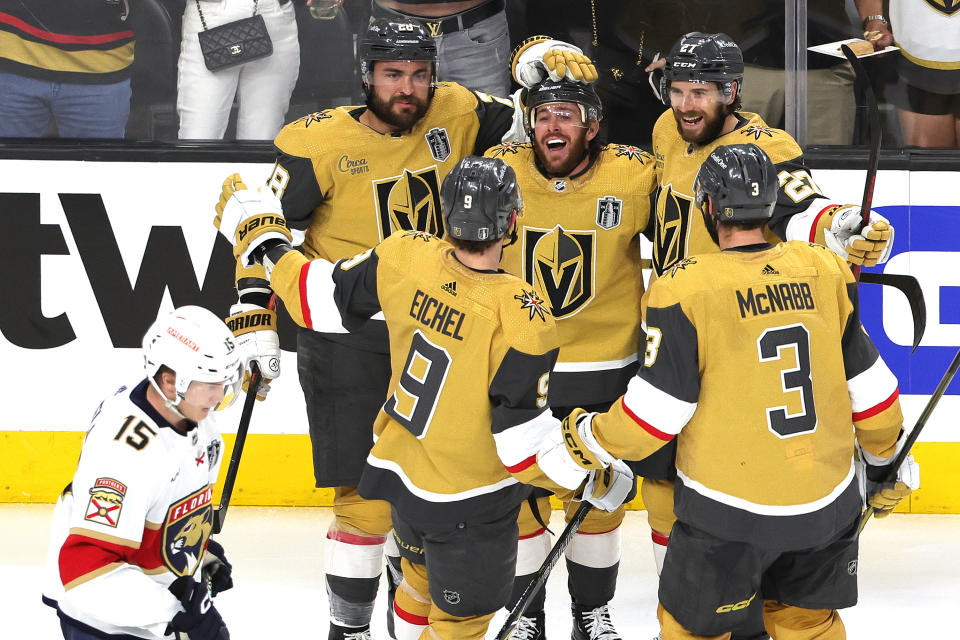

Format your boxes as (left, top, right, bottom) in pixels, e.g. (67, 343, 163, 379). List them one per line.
(511, 36, 598, 88)
(818, 206, 894, 267)
(213, 173, 292, 266)
(868, 481, 912, 517)
(575, 459, 637, 512)
(561, 408, 606, 470)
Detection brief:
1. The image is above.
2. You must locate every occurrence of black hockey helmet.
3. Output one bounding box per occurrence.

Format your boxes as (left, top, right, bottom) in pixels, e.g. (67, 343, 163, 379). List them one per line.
(359, 18, 438, 96)
(525, 77, 602, 134)
(660, 32, 744, 107)
(442, 156, 522, 243)
(694, 143, 777, 223)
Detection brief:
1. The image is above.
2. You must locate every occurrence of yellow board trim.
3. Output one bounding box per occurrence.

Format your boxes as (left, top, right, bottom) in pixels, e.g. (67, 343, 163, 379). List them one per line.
(1, 431, 954, 513)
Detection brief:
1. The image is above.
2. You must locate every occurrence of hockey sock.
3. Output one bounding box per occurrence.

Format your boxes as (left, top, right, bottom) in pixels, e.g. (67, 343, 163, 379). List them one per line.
(324, 528, 388, 627)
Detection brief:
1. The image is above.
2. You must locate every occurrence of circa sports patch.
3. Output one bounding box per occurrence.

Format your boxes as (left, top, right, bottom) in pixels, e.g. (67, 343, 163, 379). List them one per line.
(84, 477, 127, 528)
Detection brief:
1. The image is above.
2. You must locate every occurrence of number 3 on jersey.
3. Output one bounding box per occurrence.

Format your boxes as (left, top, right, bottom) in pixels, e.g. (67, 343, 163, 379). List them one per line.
(758, 323, 817, 438)
(383, 331, 451, 438)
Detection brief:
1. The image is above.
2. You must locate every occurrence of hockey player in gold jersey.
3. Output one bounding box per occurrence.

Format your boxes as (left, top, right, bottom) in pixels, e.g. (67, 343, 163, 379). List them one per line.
(485, 78, 656, 640)
(556, 144, 917, 639)
(228, 16, 600, 639)
(642, 32, 896, 640)
(213, 156, 635, 640)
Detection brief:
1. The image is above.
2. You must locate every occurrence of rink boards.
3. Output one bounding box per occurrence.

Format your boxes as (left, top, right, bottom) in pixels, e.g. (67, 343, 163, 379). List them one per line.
(1, 159, 957, 511)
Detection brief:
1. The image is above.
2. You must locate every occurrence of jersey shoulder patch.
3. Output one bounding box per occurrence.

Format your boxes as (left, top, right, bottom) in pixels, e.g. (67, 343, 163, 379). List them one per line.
(736, 115, 803, 164)
(274, 107, 354, 158)
(606, 143, 654, 164)
(498, 283, 558, 355)
(484, 142, 532, 160)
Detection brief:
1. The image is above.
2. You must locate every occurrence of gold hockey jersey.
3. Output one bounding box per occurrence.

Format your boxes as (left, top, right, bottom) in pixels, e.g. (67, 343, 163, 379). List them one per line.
(488, 142, 656, 406)
(650, 110, 828, 276)
(591, 241, 903, 549)
(269, 83, 516, 264)
(268, 231, 567, 522)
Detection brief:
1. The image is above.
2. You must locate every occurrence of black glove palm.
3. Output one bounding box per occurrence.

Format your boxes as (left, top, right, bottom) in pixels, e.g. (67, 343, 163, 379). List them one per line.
(168, 576, 230, 640)
(203, 539, 234, 596)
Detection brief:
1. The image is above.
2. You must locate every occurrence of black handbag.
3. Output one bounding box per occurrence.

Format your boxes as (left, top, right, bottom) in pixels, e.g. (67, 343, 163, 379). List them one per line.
(195, 0, 273, 71)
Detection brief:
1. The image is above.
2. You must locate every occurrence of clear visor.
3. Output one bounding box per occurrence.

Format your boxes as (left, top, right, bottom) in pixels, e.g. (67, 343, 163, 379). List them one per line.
(531, 103, 590, 130)
(364, 62, 434, 89)
(668, 80, 733, 108)
(183, 375, 242, 412)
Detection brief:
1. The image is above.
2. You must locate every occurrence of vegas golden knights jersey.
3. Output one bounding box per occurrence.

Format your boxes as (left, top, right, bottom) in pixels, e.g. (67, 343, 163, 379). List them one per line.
(650, 110, 828, 276)
(591, 241, 903, 549)
(269, 83, 515, 265)
(487, 142, 656, 406)
(268, 231, 566, 522)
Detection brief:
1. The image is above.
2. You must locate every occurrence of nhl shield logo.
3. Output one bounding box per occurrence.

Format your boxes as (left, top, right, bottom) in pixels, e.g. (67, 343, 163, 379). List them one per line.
(553, 179, 567, 192)
(425, 127, 452, 162)
(162, 486, 214, 577)
(443, 589, 461, 605)
(596, 196, 622, 230)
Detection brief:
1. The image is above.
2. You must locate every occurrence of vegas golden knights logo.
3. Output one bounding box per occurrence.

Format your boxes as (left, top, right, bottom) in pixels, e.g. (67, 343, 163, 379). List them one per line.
(522, 225, 595, 319)
(653, 184, 695, 276)
(374, 167, 444, 241)
(923, 0, 959, 16)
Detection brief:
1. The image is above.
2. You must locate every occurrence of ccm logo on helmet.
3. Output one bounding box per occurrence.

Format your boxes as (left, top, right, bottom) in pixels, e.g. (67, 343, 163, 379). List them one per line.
(237, 214, 287, 241)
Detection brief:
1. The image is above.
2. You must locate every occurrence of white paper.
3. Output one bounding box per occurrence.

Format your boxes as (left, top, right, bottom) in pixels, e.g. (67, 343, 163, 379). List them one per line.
(808, 38, 899, 59)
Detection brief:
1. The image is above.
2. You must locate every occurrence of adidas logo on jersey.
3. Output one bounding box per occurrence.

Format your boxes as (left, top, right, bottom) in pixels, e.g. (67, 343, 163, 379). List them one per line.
(441, 281, 457, 296)
(761, 264, 780, 275)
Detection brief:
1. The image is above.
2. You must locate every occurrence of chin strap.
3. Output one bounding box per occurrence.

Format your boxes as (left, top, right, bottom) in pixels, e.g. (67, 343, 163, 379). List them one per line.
(147, 377, 190, 422)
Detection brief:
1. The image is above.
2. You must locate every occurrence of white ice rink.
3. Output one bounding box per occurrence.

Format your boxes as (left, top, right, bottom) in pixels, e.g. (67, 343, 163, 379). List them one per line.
(5, 505, 957, 639)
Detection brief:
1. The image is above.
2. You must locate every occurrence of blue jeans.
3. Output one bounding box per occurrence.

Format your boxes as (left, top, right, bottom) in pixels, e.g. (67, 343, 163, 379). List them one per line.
(0, 71, 130, 138)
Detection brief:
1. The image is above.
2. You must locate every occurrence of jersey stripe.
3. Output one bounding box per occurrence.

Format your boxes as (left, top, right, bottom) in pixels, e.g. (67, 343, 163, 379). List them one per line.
(852, 388, 899, 421)
(552, 353, 638, 373)
(0, 13, 134, 45)
(677, 459, 856, 516)
(326, 530, 388, 546)
(621, 375, 695, 439)
(365, 453, 518, 501)
(298, 262, 313, 329)
(493, 409, 558, 468)
(847, 356, 899, 414)
(504, 455, 536, 473)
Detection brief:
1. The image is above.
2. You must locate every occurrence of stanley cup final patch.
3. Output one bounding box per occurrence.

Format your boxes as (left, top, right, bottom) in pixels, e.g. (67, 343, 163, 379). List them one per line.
(425, 127, 452, 162)
(596, 196, 622, 230)
(84, 477, 127, 527)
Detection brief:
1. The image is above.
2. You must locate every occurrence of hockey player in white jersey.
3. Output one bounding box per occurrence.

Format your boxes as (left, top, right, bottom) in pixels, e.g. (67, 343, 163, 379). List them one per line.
(43, 306, 244, 640)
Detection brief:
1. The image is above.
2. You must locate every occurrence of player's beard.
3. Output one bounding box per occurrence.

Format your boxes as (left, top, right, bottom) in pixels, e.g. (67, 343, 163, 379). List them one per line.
(534, 128, 590, 177)
(673, 101, 728, 145)
(367, 91, 429, 131)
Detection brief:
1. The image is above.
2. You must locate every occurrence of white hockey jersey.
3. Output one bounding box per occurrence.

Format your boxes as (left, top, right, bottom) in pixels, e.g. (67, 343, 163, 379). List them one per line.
(43, 379, 225, 640)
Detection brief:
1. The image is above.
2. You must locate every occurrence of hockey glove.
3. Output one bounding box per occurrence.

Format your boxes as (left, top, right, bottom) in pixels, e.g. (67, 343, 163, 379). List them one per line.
(576, 459, 636, 512)
(214, 173, 292, 267)
(561, 408, 614, 470)
(225, 303, 280, 401)
(202, 539, 234, 596)
(856, 441, 920, 518)
(821, 206, 894, 267)
(168, 576, 230, 640)
(511, 36, 598, 88)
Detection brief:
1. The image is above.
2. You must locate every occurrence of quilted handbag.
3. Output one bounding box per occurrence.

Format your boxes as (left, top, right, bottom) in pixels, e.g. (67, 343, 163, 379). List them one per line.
(195, 0, 273, 71)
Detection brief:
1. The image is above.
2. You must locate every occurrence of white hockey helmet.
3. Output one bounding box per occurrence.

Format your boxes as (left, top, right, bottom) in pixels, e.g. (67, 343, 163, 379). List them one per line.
(142, 305, 243, 416)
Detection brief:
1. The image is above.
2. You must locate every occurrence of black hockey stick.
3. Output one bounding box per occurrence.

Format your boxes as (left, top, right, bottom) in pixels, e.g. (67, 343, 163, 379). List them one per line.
(858, 347, 960, 533)
(495, 501, 593, 640)
(213, 361, 261, 535)
(841, 43, 926, 353)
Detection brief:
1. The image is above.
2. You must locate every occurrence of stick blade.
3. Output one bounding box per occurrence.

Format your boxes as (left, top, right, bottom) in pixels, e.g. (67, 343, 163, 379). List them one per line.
(860, 272, 926, 352)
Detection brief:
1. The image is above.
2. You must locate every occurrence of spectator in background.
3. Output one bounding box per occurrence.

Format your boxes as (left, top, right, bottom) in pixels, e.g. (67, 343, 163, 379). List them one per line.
(858, 0, 960, 148)
(177, 0, 300, 140)
(0, 0, 134, 139)
(370, 0, 512, 97)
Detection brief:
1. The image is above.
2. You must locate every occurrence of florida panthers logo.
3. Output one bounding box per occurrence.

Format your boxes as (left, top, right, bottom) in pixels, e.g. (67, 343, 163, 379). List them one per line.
(374, 167, 443, 241)
(653, 185, 694, 276)
(162, 486, 214, 577)
(923, 0, 959, 16)
(522, 225, 595, 319)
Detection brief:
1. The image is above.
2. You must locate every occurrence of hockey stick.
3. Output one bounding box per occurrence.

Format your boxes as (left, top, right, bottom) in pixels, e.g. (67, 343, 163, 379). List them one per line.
(858, 347, 960, 533)
(495, 501, 593, 640)
(841, 44, 926, 353)
(213, 361, 261, 535)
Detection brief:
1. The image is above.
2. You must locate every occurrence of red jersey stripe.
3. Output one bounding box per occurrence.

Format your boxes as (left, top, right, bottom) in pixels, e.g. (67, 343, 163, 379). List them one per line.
(505, 454, 536, 473)
(0, 12, 133, 45)
(326, 530, 388, 546)
(621, 397, 675, 442)
(299, 262, 313, 329)
(853, 388, 900, 421)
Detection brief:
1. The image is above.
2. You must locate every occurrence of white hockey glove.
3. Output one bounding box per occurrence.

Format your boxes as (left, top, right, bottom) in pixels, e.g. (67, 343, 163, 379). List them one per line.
(511, 36, 598, 89)
(577, 459, 637, 512)
(855, 438, 920, 518)
(822, 206, 894, 267)
(213, 173, 292, 266)
(226, 303, 280, 401)
(561, 408, 616, 470)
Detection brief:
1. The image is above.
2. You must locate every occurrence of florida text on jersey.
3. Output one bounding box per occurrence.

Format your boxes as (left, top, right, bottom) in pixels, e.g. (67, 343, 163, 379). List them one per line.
(489, 142, 656, 406)
(590, 242, 903, 548)
(650, 110, 826, 276)
(267, 231, 569, 522)
(268, 83, 515, 264)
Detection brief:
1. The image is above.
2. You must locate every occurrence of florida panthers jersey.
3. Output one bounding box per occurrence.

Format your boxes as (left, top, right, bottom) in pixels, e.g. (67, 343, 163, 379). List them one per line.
(650, 110, 829, 276)
(269, 231, 569, 522)
(488, 142, 656, 406)
(43, 380, 224, 640)
(269, 83, 516, 264)
(590, 242, 903, 549)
